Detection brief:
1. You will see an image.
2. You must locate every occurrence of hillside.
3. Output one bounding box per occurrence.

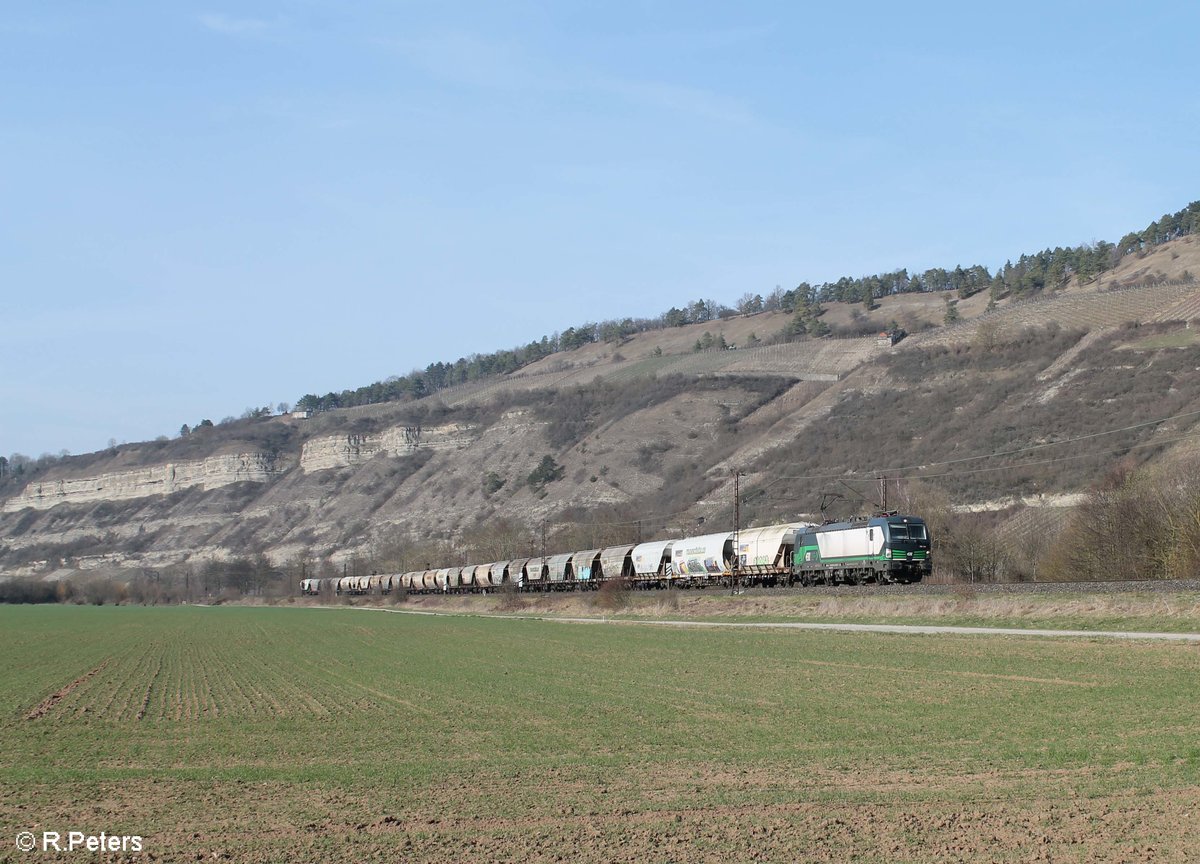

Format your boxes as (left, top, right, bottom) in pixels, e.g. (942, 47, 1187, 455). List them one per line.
(3, 237, 1200, 584)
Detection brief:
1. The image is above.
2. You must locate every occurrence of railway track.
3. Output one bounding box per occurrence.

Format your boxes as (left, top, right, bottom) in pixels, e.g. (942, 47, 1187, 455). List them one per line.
(737, 577, 1200, 598)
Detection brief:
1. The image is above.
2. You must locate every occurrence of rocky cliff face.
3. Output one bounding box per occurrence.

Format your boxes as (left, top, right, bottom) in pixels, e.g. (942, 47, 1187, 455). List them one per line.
(299, 423, 477, 472)
(2, 453, 285, 513)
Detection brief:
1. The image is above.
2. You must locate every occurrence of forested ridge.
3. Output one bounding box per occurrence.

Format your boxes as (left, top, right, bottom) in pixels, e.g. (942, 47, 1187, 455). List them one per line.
(292, 200, 1195, 413)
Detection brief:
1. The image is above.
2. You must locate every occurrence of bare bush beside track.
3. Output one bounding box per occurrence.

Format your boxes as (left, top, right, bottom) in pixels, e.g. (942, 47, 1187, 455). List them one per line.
(1044, 459, 1200, 582)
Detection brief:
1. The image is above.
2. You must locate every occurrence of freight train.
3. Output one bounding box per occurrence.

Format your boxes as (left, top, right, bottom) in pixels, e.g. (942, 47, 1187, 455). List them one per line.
(301, 513, 930, 596)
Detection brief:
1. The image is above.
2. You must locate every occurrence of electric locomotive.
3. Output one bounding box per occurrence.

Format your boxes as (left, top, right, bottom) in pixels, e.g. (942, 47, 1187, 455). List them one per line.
(793, 514, 930, 585)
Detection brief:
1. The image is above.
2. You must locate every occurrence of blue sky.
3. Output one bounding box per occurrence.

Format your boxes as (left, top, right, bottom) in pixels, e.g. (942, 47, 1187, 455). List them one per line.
(2, 1, 1198, 458)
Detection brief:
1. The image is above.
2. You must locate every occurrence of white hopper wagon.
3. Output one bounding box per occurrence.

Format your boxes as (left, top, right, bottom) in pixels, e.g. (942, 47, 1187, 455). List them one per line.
(546, 553, 573, 586)
(525, 556, 548, 587)
(572, 549, 601, 583)
(670, 531, 734, 581)
(508, 558, 531, 588)
(735, 522, 815, 583)
(472, 563, 495, 590)
(489, 561, 510, 586)
(599, 545, 635, 581)
(631, 539, 675, 587)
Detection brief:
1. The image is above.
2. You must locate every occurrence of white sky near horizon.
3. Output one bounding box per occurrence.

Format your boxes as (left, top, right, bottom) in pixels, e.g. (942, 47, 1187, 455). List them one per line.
(2, 1, 1198, 458)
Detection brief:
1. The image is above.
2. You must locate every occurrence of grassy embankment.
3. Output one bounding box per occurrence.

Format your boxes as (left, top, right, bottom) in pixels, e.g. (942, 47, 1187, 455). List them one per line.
(394, 588, 1200, 634)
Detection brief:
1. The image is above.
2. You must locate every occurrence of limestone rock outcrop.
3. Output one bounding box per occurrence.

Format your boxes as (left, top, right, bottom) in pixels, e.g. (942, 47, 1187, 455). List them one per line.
(299, 423, 476, 472)
(2, 453, 282, 512)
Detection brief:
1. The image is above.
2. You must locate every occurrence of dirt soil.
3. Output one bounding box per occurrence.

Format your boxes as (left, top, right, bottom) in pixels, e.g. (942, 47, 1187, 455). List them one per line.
(3, 765, 1193, 863)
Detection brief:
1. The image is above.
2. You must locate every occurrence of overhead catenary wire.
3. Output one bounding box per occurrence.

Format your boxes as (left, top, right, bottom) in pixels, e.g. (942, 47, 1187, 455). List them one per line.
(543, 407, 1200, 532)
(754, 430, 1200, 498)
(762, 406, 1200, 485)
(552, 505, 717, 531)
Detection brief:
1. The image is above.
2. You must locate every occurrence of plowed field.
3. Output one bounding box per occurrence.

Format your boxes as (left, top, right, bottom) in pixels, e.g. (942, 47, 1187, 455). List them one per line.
(1, 605, 1197, 862)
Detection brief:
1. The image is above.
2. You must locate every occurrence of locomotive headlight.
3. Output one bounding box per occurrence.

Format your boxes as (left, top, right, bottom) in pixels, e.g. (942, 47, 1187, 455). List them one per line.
(885, 549, 892, 559)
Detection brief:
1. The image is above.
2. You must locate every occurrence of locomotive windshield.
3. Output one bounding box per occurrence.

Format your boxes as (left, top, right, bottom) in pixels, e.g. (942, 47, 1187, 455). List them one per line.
(888, 522, 927, 541)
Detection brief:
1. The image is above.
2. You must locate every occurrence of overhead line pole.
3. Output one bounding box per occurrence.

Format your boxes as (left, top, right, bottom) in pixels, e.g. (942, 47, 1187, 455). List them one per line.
(733, 470, 744, 595)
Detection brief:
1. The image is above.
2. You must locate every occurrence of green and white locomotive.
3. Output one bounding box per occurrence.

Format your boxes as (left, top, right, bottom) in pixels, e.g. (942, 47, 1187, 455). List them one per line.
(793, 514, 930, 585)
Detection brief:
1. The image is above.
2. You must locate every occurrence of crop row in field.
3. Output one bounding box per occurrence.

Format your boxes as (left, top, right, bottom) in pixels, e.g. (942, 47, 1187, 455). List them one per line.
(1, 605, 1198, 862)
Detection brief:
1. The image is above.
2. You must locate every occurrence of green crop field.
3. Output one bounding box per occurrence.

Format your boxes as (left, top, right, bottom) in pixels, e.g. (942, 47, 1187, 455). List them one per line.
(1, 605, 1198, 862)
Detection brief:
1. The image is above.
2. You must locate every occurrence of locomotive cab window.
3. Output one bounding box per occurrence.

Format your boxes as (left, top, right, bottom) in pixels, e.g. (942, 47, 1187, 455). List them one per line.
(888, 522, 927, 541)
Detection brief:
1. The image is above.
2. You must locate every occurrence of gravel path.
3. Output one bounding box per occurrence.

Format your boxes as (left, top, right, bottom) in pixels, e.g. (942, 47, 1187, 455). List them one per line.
(543, 617, 1200, 642)
(362, 606, 1200, 642)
